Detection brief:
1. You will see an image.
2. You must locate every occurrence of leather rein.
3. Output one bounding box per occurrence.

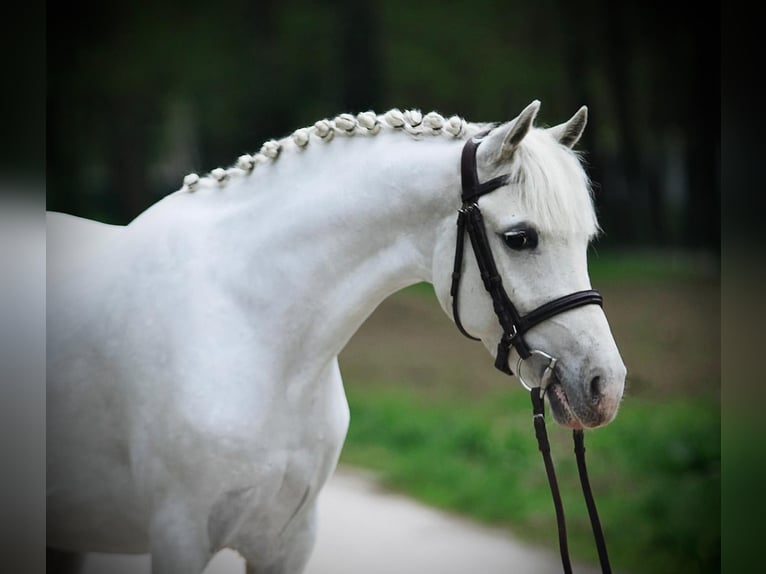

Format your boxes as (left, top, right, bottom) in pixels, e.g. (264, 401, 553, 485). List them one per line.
(450, 132, 612, 574)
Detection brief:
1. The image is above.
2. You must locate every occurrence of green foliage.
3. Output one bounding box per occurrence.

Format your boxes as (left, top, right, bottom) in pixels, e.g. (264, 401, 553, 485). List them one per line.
(48, 0, 719, 247)
(365, 256, 719, 573)
(587, 249, 719, 282)
(402, 249, 719, 295)
(341, 385, 720, 574)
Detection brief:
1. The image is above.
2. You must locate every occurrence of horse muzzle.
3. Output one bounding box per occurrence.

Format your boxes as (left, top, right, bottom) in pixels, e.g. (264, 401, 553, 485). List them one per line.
(518, 351, 625, 429)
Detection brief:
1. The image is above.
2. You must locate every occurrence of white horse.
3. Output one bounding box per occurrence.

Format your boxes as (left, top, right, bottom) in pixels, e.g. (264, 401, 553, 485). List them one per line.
(46, 101, 626, 573)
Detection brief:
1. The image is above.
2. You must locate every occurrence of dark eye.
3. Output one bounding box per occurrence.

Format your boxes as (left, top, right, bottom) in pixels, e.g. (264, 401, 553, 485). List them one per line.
(503, 228, 538, 250)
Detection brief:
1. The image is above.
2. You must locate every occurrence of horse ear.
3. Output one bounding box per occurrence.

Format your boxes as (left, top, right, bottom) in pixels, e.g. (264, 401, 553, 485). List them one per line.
(481, 100, 540, 163)
(547, 106, 588, 148)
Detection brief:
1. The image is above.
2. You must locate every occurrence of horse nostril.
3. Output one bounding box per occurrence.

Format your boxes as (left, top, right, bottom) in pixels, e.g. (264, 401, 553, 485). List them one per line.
(590, 375, 602, 400)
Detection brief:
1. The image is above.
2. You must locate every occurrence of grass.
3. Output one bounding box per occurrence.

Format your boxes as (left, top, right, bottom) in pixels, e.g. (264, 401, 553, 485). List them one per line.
(587, 248, 718, 283)
(403, 248, 719, 295)
(341, 386, 720, 573)
(338, 249, 720, 574)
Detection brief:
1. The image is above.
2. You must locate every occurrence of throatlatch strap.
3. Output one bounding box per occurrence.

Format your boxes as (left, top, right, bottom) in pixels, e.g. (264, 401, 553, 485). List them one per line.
(451, 210, 479, 341)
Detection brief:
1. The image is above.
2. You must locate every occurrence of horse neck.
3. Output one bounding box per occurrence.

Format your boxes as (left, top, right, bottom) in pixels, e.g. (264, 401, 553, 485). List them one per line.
(208, 134, 461, 369)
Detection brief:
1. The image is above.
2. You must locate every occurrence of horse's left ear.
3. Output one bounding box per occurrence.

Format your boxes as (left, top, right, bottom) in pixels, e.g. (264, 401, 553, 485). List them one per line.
(480, 100, 540, 164)
(547, 106, 588, 148)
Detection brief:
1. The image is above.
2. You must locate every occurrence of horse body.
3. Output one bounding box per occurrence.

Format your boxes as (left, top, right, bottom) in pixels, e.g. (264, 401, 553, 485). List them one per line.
(47, 132, 463, 571)
(47, 103, 626, 573)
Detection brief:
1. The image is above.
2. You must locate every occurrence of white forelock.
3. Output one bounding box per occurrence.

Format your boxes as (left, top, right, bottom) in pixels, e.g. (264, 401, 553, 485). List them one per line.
(503, 128, 599, 239)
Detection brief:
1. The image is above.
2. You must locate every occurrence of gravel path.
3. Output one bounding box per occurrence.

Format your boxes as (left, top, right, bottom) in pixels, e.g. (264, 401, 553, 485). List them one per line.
(81, 467, 600, 574)
(303, 468, 600, 574)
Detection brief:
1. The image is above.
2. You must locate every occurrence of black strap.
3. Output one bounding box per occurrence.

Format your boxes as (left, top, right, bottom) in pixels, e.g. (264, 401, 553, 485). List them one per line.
(450, 210, 480, 341)
(521, 291, 603, 331)
(492, 290, 601, 377)
(460, 133, 510, 204)
(574, 430, 612, 573)
(495, 333, 514, 375)
(463, 205, 531, 359)
(532, 390, 573, 574)
(531, 392, 613, 574)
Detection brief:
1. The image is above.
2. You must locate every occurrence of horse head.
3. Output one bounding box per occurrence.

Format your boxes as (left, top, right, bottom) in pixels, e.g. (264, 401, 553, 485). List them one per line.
(433, 101, 626, 429)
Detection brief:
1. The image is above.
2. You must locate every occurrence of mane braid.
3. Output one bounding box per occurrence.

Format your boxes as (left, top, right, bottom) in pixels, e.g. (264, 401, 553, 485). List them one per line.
(180, 109, 475, 192)
(178, 108, 599, 240)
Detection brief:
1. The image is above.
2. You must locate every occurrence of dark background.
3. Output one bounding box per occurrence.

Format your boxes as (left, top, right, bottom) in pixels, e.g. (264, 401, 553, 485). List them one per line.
(47, 0, 719, 252)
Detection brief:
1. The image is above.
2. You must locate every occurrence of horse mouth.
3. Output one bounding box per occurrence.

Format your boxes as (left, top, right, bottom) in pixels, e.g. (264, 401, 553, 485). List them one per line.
(546, 382, 584, 430)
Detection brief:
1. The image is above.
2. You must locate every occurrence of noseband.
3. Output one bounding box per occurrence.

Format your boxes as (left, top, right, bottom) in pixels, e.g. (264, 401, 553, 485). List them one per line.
(451, 132, 612, 574)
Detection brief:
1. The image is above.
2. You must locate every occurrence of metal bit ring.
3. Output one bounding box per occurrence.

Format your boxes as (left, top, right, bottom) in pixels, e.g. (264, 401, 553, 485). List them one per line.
(516, 349, 559, 395)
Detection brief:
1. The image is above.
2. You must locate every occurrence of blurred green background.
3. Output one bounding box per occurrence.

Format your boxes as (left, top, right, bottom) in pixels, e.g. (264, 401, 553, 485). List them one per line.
(47, 1, 720, 572)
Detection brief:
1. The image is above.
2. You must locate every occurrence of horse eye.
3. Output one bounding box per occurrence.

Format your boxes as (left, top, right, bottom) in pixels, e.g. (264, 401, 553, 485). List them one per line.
(503, 229, 537, 250)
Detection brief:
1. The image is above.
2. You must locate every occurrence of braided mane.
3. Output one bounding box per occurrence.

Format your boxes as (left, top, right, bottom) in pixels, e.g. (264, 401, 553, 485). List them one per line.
(181, 109, 478, 191)
(180, 107, 598, 238)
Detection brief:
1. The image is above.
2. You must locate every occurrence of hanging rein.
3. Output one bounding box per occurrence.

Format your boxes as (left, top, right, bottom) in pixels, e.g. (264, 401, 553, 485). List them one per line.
(450, 132, 612, 574)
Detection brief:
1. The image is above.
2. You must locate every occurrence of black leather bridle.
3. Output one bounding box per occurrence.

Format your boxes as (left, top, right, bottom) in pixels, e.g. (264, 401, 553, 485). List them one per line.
(451, 131, 612, 574)
(451, 131, 604, 377)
